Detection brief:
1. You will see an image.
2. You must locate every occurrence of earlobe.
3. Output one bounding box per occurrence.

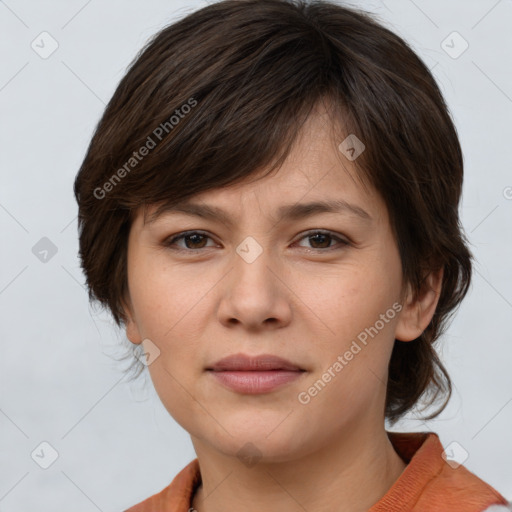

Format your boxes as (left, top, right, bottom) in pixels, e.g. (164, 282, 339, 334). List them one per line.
(121, 296, 143, 345)
(394, 267, 444, 342)
(125, 319, 143, 345)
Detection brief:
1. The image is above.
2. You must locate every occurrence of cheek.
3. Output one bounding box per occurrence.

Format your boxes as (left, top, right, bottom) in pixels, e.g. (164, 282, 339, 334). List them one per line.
(145, 359, 210, 440)
(128, 254, 210, 340)
(296, 263, 395, 344)
(296, 263, 400, 392)
(133, 265, 210, 432)
(129, 261, 224, 399)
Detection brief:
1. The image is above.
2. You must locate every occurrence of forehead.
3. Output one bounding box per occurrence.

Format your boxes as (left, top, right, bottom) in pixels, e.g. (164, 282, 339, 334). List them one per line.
(141, 106, 386, 227)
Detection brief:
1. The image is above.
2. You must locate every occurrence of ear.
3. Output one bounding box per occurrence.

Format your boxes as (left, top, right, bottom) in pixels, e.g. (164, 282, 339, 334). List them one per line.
(395, 267, 444, 342)
(120, 295, 143, 345)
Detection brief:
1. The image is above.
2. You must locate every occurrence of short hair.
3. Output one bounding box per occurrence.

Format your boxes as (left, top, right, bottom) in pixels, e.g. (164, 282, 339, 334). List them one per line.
(74, 0, 473, 423)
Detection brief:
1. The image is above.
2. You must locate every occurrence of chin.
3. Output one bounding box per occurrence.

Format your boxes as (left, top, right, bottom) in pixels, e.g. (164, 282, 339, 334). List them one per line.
(200, 420, 313, 465)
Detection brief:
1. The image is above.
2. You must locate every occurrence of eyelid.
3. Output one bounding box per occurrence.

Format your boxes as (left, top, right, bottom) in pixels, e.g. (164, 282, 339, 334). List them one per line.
(294, 229, 350, 249)
(164, 229, 350, 252)
(164, 230, 218, 251)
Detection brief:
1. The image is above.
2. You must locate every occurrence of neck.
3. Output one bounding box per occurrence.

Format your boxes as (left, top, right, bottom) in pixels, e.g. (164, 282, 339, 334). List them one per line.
(191, 425, 407, 512)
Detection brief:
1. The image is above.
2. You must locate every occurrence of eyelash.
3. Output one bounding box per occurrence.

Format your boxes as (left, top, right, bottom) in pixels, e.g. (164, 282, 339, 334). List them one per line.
(163, 230, 349, 254)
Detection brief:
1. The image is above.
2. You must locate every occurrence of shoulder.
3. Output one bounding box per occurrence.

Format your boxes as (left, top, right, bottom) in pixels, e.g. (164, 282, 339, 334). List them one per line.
(382, 431, 510, 512)
(420, 434, 508, 511)
(124, 459, 201, 512)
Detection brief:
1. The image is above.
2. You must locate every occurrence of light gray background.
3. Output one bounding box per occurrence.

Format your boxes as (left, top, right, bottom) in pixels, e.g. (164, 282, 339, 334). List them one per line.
(1, 0, 511, 510)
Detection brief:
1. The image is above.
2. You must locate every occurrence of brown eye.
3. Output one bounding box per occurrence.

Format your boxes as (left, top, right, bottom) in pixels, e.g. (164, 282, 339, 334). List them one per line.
(164, 229, 349, 254)
(296, 230, 349, 251)
(182, 233, 208, 249)
(307, 233, 332, 249)
(164, 231, 215, 251)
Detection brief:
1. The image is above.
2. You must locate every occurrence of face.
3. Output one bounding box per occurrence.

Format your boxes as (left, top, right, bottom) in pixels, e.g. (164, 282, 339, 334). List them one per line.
(122, 105, 437, 463)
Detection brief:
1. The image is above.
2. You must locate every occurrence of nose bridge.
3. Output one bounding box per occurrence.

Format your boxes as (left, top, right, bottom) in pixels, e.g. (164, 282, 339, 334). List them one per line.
(217, 233, 291, 328)
(232, 234, 276, 295)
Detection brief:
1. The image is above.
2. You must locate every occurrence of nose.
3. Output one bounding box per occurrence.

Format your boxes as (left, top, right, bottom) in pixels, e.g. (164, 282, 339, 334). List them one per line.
(216, 240, 293, 331)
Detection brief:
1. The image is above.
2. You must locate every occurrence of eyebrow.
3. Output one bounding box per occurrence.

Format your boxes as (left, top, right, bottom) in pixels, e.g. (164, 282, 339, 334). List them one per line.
(146, 198, 373, 227)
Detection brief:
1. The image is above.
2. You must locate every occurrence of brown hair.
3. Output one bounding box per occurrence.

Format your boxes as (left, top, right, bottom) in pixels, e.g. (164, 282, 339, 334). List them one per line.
(73, 0, 473, 423)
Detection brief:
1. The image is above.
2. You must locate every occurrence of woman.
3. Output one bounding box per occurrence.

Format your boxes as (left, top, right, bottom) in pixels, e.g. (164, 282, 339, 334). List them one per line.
(73, 1, 510, 510)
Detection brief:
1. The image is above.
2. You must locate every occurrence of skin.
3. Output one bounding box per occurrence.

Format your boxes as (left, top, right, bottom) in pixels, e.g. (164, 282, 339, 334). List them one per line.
(122, 103, 443, 512)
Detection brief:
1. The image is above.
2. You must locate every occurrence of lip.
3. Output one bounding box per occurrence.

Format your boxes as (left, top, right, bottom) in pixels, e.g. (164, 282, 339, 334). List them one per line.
(206, 353, 306, 394)
(208, 353, 303, 372)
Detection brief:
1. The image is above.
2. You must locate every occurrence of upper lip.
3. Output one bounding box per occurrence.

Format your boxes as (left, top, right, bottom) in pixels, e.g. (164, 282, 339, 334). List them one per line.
(207, 353, 304, 371)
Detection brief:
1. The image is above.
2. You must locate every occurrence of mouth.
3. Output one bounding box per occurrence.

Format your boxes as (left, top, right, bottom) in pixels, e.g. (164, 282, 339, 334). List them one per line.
(207, 353, 304, 372)
(206, 353, 306, 394)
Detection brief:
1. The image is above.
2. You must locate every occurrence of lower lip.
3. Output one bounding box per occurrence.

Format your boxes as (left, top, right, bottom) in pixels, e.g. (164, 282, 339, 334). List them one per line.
(208, 370, 304, 394)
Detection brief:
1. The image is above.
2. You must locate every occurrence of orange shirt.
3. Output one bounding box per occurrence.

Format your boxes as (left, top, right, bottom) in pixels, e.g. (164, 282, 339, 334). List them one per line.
(125, 431, 509, 512)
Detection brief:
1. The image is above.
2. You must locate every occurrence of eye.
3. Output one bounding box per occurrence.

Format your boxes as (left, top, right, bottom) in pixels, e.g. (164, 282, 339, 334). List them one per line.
(164, 231, 217, 252)
(164, 229, 349, 253)
(294, 230, 349, 251)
